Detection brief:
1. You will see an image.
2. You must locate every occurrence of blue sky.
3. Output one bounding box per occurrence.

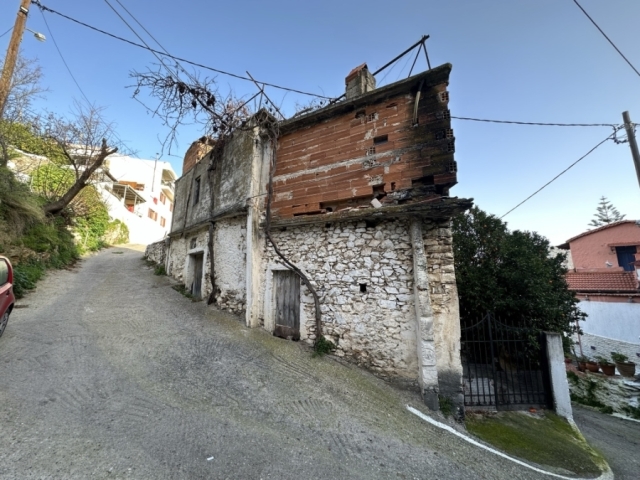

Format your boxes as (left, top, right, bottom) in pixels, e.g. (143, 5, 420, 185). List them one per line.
(2, 0, 639, 244)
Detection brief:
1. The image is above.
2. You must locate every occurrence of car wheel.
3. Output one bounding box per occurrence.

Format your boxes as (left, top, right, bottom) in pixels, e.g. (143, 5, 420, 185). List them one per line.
(0, 312, 8, 338)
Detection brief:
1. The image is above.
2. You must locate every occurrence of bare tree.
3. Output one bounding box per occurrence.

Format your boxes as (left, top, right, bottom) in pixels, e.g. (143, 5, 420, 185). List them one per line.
(130, 66, 256, 156)
(0, 54, 48, 167)
(38, 102, 122, 215)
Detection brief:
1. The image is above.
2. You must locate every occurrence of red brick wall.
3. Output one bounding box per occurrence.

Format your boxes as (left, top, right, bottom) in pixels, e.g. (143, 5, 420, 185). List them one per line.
(272, 83, 455, 218)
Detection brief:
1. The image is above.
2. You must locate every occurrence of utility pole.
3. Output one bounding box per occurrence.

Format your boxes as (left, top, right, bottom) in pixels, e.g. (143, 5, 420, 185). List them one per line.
(622, 111, 640, 189)
(0, 0, 32, 118)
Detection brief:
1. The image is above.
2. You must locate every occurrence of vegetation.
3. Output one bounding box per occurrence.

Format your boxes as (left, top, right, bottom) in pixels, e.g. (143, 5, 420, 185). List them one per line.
(466, 411, 604, 476)
(0, 56, 127, 297)
(588, 196, 625, 228)
(452, 207, 585, 346)
(611, 352, 630, 364)
(566, 372, 614, 414)
(313, 336, 336, 357)
(594, 355, 613, 366)
(154, 264, 166, 276)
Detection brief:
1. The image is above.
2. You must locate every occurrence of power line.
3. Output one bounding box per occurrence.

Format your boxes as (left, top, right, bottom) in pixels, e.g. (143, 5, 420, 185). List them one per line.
(451, 116, 617, 128)
(0, 27, 12, 38)
(500, 133, 613, 219)
(32, 1, 332, 99)
(38, 8, 92, 105)
(572, 0, 640, 79)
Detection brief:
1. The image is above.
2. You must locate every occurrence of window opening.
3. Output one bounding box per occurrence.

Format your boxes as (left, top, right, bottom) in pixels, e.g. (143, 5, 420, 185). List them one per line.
(359, 283, 367, 293)
(193, 176, 201, 205)
(373, 135, 388, 145)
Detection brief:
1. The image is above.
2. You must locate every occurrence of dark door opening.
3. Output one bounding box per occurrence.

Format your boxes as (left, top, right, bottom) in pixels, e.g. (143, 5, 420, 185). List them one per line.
(190, 253, 204, 299)
(273, 270, 300, 341)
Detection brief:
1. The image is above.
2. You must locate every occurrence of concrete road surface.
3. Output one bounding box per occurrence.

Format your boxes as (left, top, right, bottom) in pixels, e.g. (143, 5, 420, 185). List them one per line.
(0, 247, 578, 479)
(573, 405, 640, 480)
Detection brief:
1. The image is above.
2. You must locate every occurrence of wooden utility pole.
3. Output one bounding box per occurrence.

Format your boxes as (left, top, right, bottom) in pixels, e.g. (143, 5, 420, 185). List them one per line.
(622, 111, 640, 188)
(0, 0, 32, 118)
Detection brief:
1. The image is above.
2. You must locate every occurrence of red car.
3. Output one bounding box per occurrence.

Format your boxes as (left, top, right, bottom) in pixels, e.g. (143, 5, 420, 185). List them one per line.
(0, 256, 15, 338)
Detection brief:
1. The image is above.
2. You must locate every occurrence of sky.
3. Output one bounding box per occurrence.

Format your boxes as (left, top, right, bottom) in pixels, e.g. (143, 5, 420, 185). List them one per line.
(1, 0, 639, 245)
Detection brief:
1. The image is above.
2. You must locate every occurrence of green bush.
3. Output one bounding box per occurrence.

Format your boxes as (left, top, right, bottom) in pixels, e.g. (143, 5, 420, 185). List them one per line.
(13, 260, 46, 298)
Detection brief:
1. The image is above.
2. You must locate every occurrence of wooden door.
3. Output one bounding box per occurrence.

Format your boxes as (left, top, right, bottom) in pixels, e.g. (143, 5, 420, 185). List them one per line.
(191, 253, 204, 299)
(273, 270, 300, 341)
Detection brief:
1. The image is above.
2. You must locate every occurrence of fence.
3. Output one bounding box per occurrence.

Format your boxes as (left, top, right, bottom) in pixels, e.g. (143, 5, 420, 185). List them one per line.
(461, 312, 552, 410)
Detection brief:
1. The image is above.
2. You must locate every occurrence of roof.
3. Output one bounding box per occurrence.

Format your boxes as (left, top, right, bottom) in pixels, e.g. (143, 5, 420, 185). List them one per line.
(565, 271, 639, 293)
(558, 220, 638, 248)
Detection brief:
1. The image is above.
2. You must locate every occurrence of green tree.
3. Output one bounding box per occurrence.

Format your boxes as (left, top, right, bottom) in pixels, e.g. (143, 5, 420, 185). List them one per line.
(588, 196, 625, 228)
(452, 207, 585, 336)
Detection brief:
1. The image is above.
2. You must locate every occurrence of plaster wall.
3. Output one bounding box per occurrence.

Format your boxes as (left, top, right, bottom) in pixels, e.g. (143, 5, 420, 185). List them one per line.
(578, 300, 640, 345)
(570, 223, 640, 270)
(213, 217, 247, 314)
(166, 227, 211, 298)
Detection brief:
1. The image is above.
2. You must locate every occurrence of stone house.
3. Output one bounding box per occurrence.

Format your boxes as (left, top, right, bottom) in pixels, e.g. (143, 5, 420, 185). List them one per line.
(559, 220, 640, 363)
(155, 63, 472, 409)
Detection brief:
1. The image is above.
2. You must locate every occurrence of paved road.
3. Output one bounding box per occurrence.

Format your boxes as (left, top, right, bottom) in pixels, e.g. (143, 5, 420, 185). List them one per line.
(1, 247, 573, 479)
(573, 405, 640, 480)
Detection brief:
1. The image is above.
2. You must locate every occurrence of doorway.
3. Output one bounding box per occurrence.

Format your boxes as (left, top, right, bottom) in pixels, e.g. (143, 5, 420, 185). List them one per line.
(189, 253, 204, 299)
(273, 270, 300, 341)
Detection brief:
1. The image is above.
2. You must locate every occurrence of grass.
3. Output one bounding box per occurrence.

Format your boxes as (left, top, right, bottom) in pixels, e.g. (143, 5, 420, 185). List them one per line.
(172, 284, 195, 301)
(466, 411, 605, 476)
(313, 335, 336, 357)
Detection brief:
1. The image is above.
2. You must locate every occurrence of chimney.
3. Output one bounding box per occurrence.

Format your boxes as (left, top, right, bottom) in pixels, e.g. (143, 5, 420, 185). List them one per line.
(182, 136, 214, 173)
(345, 63, 376, 100)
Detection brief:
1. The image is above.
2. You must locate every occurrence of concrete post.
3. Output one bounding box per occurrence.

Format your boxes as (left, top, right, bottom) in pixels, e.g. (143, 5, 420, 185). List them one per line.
(410, 218, 440, 410)
(544, 332, 573, 421)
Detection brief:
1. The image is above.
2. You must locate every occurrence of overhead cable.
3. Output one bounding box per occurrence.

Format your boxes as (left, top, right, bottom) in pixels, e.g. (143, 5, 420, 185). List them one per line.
(38, 8, 92, 105)
(0, 27, 12, 38)
(500, 133, 613, 219)
(572, 0, 640, 79)
(451, 116, 617, 128)
(32, 1, 332, 99)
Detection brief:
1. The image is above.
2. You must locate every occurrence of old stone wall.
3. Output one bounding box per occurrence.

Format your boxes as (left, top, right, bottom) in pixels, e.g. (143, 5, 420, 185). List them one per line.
(574, 332, 640, 364)
(261, 217, 460, 384)
(213, 216, 247, 314)
(145, 239, 168, 265)
(423, 219, 463, 398)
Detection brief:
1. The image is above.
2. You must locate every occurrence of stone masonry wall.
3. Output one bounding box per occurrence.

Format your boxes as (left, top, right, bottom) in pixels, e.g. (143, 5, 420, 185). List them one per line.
(261, 218, 459, 383)
(574, 332, 640, 365)
(145, 239, 168, 265)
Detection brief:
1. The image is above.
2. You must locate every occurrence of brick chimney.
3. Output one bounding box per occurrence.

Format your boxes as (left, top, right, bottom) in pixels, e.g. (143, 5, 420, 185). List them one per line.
(182, 136, 214, 173)
(345, 63, 376, 100)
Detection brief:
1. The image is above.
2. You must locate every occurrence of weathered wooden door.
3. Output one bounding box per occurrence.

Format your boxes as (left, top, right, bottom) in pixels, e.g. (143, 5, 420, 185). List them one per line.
(191, 253, 204, 299)
(273, 270, 300, 341)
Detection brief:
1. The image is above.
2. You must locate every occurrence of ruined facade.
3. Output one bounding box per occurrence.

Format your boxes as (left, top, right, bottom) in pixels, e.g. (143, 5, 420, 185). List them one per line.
(156, 63, 472, 409)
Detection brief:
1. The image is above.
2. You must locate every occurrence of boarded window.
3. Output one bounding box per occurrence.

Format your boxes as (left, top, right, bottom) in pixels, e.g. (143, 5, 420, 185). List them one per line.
(160, 192, 166, 204)
(160, 217, 166, 227)
(148, 209, 157, 221)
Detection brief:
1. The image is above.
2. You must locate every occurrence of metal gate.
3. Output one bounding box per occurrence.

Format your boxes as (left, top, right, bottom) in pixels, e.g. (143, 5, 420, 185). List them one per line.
(461, 312, 551, 410)
(273, 270, 300, 341)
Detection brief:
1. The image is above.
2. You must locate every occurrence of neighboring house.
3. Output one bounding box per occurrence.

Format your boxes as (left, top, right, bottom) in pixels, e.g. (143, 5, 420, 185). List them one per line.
(158, 63, 473, 408)
(99, 155, 177, 245)
(559, 220, 640, 362)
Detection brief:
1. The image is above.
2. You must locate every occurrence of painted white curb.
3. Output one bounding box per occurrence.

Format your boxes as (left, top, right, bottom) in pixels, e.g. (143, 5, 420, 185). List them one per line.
(406, 406, 613, 480)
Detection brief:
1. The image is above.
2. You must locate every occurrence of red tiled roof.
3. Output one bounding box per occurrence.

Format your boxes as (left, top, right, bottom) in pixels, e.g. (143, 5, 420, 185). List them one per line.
(565, 271, 639, 293)
(560, 220, 637, 247)
(345, 63, 368, 82)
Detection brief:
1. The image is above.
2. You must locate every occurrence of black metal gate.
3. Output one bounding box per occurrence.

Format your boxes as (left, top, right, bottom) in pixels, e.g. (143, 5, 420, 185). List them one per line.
(461, 312, 551, 410)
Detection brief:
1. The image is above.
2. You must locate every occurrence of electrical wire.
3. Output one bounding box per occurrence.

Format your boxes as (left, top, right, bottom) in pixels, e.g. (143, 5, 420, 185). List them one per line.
(32, 1, 333, 99)
(451, 116, 616, 128)
(38, 8, 92, 105)
(572, 0, 640, 79)
(0, 27, 12, 38)
(500, 133, 613, 219)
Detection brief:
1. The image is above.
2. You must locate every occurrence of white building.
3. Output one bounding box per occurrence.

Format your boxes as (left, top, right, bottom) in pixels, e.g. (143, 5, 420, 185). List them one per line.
(99, 155, 177, 245)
